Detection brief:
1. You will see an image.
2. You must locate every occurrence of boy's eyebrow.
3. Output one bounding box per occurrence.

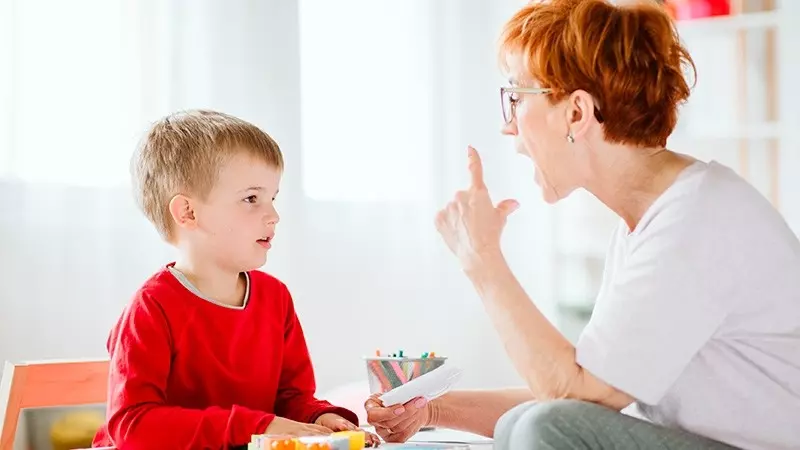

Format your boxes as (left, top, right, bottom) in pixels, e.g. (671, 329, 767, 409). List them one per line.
(239, 186, 279, 195)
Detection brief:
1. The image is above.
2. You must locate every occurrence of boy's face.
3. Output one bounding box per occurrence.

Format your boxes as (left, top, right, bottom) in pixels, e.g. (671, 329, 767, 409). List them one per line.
(176, 151, 282, 273)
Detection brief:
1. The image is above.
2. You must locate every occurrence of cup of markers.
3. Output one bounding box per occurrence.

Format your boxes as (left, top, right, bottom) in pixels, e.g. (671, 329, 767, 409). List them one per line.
(363, 350, 447, 395)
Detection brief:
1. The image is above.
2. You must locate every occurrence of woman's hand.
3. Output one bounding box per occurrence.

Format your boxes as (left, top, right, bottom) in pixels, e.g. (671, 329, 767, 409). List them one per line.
(364, 395, 430, 443)
(435, 147, 519, 271)
(314, 413, 381, 447)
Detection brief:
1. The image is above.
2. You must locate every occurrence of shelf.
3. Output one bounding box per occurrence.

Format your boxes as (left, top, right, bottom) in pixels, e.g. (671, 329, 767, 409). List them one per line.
(676, 10, 780, 35)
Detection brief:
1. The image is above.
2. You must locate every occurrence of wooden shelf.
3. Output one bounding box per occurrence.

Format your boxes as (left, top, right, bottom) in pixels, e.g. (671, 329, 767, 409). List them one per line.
(676, 10, 780, 35)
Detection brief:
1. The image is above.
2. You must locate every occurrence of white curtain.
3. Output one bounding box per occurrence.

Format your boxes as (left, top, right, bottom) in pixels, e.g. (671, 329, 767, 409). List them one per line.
(0, 0, 557, 393)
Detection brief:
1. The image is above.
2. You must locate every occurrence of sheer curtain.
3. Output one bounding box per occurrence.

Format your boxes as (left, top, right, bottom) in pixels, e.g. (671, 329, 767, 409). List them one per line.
(0, 0, 556, 392)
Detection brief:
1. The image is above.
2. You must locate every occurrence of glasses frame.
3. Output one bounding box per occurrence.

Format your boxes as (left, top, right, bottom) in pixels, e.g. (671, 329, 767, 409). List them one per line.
(500, 86, 605, 125)
(500, 86, 552, 124)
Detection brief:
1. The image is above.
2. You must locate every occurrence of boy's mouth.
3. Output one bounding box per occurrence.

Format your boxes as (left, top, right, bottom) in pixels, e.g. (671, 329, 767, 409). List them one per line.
(257, 235, 273, 249)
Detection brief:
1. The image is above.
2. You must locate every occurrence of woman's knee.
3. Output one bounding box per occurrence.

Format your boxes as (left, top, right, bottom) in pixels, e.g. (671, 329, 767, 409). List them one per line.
(495, 401, 539, 438)
(496, 400, 599, 448)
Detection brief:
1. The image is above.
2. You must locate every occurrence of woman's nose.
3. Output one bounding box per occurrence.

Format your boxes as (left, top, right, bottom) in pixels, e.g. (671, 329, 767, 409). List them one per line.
(501, 119, 517, 136)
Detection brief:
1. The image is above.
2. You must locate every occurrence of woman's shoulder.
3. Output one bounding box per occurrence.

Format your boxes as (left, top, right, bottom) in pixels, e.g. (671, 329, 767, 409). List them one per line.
(633, 159, 800, 269)
(642, 159, 784, 233)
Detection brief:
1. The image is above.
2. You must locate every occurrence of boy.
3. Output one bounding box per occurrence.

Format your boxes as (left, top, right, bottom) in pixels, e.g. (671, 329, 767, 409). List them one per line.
(92, 110, 379, 449)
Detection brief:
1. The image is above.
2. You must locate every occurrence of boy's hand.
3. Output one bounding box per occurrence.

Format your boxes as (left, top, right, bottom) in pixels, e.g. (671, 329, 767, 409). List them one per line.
(315, 413, 382, 447)
(266, 416, 332, 437)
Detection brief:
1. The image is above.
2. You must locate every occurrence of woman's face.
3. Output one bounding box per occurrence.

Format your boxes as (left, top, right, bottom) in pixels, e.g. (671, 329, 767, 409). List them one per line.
(501, 58, 586, 204)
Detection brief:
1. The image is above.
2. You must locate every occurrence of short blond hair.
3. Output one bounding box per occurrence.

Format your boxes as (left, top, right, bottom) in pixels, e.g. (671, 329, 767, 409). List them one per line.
(132, 109, 284, 241)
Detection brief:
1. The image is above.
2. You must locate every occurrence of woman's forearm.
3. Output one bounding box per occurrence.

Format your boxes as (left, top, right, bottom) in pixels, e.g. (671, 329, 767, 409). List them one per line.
(465, 251, 582, 401)
(427, 389, 534, 437)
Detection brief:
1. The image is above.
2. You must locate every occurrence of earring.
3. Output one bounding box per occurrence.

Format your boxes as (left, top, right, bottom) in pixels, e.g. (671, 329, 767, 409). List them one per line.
(567, 132, 575, 143)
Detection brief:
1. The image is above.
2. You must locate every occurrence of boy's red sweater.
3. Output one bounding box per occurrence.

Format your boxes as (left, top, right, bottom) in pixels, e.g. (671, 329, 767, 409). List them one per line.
(92, 265, 356, 450)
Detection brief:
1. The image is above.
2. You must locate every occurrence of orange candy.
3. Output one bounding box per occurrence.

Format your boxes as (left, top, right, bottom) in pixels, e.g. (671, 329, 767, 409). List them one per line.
(270, 438, 297, 450)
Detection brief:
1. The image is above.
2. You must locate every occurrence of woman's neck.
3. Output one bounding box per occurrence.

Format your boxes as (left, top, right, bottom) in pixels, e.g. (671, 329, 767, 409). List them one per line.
(584, 146, 695, 233)
(172, 252, 246, 307)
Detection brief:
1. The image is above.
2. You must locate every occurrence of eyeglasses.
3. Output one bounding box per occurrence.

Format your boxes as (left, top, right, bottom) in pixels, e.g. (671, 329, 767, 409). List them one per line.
(500, 86, 552, 125)
(500, 86, 605, 125)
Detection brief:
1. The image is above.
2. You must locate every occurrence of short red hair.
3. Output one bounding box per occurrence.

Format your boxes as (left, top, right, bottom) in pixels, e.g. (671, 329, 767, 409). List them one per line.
(499, 0, 695, 148)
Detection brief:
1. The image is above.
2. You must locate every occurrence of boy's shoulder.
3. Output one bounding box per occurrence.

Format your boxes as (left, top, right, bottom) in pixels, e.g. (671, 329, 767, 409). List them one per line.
(247, 269, 287, 291)
(246, 269, 294, 306)
(132, 265, 190, 305)
(116, 265, 195, 325)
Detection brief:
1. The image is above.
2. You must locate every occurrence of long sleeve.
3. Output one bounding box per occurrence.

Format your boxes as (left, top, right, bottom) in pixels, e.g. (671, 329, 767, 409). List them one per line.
(103, 293, 275, 449)
(274, 288, 359, 426)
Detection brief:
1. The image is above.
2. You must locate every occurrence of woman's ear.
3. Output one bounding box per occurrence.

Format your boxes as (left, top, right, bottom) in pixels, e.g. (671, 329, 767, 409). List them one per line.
(168, 194, 197, 231)
(565, 89, 597, 141)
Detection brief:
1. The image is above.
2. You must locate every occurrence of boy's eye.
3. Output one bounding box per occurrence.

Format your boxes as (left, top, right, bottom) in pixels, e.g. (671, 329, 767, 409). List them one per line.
(244, 195, 257, 204)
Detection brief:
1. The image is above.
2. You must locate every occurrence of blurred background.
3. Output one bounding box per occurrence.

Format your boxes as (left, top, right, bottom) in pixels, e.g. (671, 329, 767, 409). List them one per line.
(0, 0, 798, 400)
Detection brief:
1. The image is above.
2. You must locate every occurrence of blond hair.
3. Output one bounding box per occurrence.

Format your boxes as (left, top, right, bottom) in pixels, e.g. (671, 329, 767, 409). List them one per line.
(132, 109, 283, 241)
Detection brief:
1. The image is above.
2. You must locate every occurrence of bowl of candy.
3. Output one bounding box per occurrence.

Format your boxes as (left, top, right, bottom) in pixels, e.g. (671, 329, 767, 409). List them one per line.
(364, 350, 447, 396)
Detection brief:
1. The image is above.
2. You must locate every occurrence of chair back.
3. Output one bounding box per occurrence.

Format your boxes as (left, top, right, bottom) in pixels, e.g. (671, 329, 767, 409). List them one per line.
(0, 359, 108, 450)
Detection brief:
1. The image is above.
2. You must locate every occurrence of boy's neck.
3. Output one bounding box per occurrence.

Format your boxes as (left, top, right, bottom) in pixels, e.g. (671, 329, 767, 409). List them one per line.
(172, 257, 247, 307)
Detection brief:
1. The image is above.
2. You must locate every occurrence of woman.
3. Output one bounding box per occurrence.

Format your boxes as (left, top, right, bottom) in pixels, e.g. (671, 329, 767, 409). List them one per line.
(365, 0, 800, 449)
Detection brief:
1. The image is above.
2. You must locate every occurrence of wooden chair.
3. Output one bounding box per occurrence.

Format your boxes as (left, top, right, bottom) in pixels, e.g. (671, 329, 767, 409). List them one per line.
(0, 359, 111, 450)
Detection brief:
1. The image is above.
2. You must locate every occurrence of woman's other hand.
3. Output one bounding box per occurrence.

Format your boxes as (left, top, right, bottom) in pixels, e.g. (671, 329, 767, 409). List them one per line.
(364, 394, 430, 443)
(435, 146, 519, 271)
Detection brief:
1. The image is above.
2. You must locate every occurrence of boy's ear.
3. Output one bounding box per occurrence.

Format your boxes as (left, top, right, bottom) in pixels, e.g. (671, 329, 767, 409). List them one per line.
(168, 194, 197, 231)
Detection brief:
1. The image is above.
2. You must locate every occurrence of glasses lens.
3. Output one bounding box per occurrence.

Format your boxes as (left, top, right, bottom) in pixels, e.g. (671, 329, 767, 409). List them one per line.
(500, 88, 512, 124)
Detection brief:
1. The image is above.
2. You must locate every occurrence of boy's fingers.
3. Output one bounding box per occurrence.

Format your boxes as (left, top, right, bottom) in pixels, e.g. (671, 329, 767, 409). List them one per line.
(310, 424, 333, 434)
(339, 419, 358, 430)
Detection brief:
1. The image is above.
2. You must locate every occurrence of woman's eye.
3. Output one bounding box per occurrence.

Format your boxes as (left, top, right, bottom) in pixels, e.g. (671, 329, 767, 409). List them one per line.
(509, 92, 520, 103)
(244, 195, 257, 204)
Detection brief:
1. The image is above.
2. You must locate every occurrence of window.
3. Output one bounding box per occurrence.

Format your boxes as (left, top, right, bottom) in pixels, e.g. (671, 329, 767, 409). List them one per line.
(0, 0, 141, 186)
(297, 1, 435, 201)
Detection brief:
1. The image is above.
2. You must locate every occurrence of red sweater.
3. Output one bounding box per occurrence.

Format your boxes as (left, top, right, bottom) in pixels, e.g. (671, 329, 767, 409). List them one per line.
(93, 265, 356, 450)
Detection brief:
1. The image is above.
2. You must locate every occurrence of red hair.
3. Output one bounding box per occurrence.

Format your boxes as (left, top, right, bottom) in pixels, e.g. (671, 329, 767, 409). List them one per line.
(499, 0, 695, 148)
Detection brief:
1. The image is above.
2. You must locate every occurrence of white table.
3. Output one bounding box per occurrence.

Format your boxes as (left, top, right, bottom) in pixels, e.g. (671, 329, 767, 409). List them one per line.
(377, 428, 493, 449)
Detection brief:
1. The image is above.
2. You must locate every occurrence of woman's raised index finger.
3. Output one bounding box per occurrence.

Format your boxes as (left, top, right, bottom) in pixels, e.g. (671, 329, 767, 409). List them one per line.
(467, 146, 486, 190)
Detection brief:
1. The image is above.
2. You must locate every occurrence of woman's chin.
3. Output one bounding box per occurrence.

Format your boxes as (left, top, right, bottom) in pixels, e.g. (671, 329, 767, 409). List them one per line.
(540, 189, 561, 205)
(535, 179, 569, 204)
